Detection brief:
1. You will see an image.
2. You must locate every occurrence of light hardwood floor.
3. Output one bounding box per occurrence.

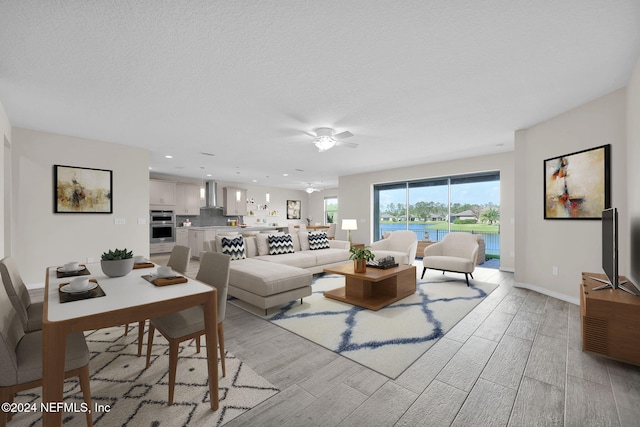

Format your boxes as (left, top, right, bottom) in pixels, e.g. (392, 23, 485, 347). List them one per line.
(153, 255, 640, 427)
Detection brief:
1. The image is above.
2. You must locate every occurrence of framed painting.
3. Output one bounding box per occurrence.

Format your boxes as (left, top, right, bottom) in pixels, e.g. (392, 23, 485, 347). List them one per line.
(287, 200, 301, 219)
(543, 144, 610, 220)
(54, 165, 113, 213)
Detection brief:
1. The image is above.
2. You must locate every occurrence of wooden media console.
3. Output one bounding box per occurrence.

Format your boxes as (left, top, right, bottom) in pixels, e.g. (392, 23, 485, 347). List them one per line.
(580, 272, 640, 366)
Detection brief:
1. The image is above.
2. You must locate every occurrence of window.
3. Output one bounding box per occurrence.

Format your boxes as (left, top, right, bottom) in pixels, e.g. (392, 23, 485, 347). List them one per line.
(374, 172, 500, 260)
(324, 197, 338, 224)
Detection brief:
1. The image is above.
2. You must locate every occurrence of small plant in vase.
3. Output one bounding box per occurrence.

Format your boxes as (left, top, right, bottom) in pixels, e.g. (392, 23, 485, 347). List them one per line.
(349, 246, 375, 273)
(101, 248, 134, 277)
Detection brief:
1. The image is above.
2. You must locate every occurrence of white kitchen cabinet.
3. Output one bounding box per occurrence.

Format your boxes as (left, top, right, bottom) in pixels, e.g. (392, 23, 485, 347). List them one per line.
(188, 229, 216, 259)
(176, 183, 201, 215)
(175, 228, 189, 247)
(223, 187, 247, 216)
(150, 242, 175, 254)
(149, 180, 176, 207)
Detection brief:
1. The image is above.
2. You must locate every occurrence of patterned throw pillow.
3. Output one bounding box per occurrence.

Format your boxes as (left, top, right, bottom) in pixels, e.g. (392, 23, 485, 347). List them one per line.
(308, 231, 330, 250)
(267, 233, 295, 255)
(220, 236, 246, 260)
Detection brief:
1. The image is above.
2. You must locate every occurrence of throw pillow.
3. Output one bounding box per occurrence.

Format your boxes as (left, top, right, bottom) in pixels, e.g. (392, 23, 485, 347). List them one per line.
(267, 233, 295, 255)
(298, 231, 310, 251)
(308, 231, 330, 250)
(220, 236, 246, 260)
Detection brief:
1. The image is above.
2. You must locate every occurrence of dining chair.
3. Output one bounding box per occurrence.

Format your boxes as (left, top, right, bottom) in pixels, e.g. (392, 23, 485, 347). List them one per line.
(0, 257, 43, 333)
(145, 251, 230, 405)
(0, 275, 92, 427)
(326, 223, 337, 240)
(131, 245, 192, 356)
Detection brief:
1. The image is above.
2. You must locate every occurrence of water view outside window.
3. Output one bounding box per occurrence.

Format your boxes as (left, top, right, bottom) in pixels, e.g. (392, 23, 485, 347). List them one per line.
(324, 197, 338, 224)
(374, 172, 500, 262)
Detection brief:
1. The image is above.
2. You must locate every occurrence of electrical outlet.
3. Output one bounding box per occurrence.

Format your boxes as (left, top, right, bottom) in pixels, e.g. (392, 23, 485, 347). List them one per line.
(138, 218, 146, 225)
(114, 218, 126, 225)
(552, 266, 558, 276)
(87, 257, 94, 263)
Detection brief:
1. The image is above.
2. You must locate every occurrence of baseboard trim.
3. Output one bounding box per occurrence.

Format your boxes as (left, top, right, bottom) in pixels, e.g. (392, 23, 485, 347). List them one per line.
(514, 281, 579, 306)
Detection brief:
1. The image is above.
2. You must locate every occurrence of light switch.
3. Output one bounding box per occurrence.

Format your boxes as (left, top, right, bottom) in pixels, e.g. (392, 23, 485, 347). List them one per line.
(115, 218, 126, 225)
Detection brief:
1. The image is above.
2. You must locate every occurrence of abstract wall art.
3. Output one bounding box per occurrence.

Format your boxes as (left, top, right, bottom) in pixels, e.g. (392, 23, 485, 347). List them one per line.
(54, 165, 113, 213)
(287, 200, 301, 219)
(543, 144, 610, 220)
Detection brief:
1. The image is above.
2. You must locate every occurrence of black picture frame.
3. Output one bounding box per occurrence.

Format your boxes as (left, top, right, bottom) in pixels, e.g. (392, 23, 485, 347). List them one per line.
(543, 144, 610, 220)
(54, 164, 113, 213)
(287, 200, 301, 219)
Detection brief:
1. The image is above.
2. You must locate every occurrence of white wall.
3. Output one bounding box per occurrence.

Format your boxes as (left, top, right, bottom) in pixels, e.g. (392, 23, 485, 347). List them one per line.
(0, 100, 11, 258)
(514, 89, 627, 303)
(337, 152, 515, 271)
(627, 57, 640, 284)
(12, 128, 150, 284)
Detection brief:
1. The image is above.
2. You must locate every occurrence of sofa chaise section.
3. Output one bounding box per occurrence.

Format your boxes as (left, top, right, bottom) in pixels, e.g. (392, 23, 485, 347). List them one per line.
(227, 258, 312, 314)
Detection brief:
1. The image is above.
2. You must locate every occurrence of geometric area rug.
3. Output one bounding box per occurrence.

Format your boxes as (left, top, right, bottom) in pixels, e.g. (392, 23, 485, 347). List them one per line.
(231, 272, 498, 379)
(12, 324, 279, 426)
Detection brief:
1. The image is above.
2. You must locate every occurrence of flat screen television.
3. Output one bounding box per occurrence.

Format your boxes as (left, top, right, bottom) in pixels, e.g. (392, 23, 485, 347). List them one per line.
(591, 207, 637, 295)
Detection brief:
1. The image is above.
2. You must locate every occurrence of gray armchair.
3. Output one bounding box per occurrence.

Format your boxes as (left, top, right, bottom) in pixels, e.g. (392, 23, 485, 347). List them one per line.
(421, 232, 479, 286)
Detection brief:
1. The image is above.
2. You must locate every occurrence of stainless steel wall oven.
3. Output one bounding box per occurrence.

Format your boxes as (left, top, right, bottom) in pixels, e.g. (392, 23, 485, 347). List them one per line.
(150, 210, 175, 243)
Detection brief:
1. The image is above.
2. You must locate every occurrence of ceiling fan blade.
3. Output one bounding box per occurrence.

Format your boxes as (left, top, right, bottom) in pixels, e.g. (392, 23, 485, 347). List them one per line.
(333, 131, 353, 140)
(336, 140, 358, 148)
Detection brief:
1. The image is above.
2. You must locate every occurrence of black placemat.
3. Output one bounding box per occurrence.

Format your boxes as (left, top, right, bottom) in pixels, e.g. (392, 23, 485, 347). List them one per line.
(58, 279, 106, 303)
(56, 265, 91, 278)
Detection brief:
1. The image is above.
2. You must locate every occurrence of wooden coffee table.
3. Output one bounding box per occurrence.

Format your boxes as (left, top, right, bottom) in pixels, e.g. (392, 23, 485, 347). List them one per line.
(323, 263, 417, 310)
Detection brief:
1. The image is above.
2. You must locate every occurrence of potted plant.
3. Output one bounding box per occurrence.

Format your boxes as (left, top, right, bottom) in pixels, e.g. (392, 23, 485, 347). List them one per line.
(101, 248, 135, 277)
(349, 246, 375, 273)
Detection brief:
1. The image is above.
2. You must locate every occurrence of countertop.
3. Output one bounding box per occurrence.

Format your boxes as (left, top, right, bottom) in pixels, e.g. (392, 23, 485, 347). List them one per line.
(176, 225, 283, 232)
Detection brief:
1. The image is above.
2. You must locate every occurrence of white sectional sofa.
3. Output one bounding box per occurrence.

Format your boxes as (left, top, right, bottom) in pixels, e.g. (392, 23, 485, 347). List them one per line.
(204, 232, 351, 313)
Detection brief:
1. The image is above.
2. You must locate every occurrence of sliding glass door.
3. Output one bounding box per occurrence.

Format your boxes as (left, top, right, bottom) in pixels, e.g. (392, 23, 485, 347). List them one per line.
(374, 172, 500, 260)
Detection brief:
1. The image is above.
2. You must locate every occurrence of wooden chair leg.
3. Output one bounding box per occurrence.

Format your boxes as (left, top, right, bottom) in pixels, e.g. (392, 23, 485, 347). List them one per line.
(78, 364, 93, 427)
(168, 340, 179, 406)
(218, 323, 225, 377)
(145, 324, 156, 368)
(137, 320, 146, 357)
(0, 388, 11, 426)
(123, 323, 129, 335)
(196, 336, 201, 353)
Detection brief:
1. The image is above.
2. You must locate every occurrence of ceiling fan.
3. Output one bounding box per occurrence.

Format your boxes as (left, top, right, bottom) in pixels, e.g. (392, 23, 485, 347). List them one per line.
(303, 182, 322, 193)
(309, 127, 358, 152)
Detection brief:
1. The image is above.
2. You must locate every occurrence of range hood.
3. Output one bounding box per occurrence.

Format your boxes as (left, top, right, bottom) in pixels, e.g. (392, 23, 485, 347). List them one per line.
(202, 181, 223, 209)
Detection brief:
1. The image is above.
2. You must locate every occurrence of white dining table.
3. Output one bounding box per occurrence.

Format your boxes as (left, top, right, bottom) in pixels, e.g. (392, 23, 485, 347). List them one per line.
(41, 262, 219, 426)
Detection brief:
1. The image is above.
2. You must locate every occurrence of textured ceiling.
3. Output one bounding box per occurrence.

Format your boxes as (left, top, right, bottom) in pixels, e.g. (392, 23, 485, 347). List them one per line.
(1, 1, 639, 190)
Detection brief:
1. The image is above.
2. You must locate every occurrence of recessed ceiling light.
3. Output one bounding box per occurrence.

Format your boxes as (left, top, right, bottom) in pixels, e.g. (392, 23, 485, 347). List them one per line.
(252, 179, 258, 182)
(206, 174, 212, 177)
(165, 155, 173, 159)
(283, 173, 289, 177)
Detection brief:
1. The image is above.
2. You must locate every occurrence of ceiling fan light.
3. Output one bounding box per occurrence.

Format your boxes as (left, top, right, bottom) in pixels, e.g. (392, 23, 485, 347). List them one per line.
(314, 135, 336, 152)
(305, 187, 315, 194)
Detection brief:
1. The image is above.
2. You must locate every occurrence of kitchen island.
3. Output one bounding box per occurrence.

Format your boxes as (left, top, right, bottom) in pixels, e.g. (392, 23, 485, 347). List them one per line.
(153, 225, 288, 256)
(182, 225, 287, 258)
